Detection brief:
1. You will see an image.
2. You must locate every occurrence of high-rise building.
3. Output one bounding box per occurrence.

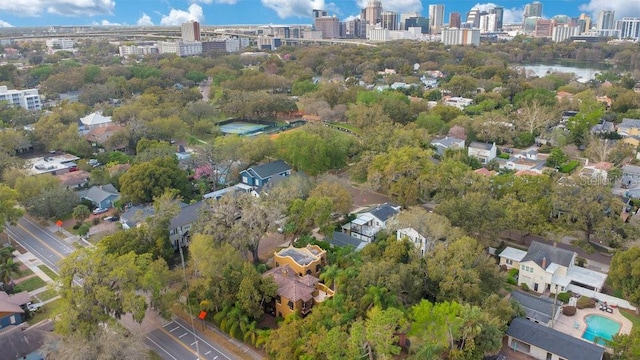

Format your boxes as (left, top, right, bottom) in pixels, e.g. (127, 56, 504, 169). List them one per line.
(400, 11, 421, 29)
(181, 21, 201, 42)
(490, 6, 504, 30)
(0, 85, 42, 111)
(479, 13, 498, 33)
(441, 28, 480, 46)
(524, 1, 543, 18)
(596, 10, 616, 36)
(405, 16, 429, 33)
(552, 24, 580, 42)
(344, 18, 366, 38)
(618, 17, 640, 40)
(429, 4, 445, 33)
(364, 0, 383, 26)
(449, 12, 462, 29)
(312, 9, 327, 18)
(578, 13, 591, 33)
(466, 8, 481, 28)
(381, 11, 399, 30)
(315, 15, 341, 39)
(534, 19, 554, 37)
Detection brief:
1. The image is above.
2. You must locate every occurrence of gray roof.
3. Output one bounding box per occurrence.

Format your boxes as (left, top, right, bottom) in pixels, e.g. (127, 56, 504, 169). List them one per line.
(326, 232, 367, 251)
(246, 160, 291, 180)
(368, 203, 401, 222)
(0, 321, 53, 360)
(120, 205, 155, 228)
(623, 164, 640, 176)
(521, 241, 574, 269)
(469, 141, 494, 150)
(510, 291, 561, 324)
(431, 137, 464, 148)
(170, 201, 204, 230)
(618, 118, 640, 129)
(506, 317, 605, 360)
(79, 185, 119, 204)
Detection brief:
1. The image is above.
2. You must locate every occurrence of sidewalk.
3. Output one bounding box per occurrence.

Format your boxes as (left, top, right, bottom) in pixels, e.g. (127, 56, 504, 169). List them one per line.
(13, 250, 55, 283)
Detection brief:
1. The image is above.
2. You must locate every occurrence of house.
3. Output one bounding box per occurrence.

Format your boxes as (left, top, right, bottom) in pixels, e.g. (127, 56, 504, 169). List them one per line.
(274, 245, 326, 277)
(397, 227, 433, 256)
(622, 135, 640, 148)
(621, 164, 640, 188)
(85, 124, 126, 150)
(203, 183, 254, 200)
(239, 160, 292, 188)
(596, 95, 613, 108)
(510, 291, 562, 327)
(498, 247, 527, 269)
(443, 96, 473, 110)
(474, 168, 497, 176)
(26, 153, 80, 176)
(56, 170, 90, 190)
(341, 203, 401, 242)
(506, 317, 605, 360)
(0, 291, 30, 330)
(616, 118, 640, 137)
(80, 112, 113, 131)
(0, 320, 53, 360)
(79, 184, 120, 209)
(325, 232, 367, 251)
(518, 241, 607, 295)
(579, 161, 613, 181)
(262, 264, 334, 318)
(468, 141, 497, 164)
(591, 120, 615, 134)
(430, 136, 465, 156)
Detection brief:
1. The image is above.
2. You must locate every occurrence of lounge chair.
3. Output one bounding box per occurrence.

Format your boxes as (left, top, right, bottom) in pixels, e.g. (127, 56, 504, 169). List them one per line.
(606, 307, 613, 313)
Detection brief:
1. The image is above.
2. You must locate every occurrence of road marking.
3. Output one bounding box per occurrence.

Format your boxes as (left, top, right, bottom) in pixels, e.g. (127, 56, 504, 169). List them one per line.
(17, 223, 67, 259)
(163, 321, 174, 328)
(5, 227, 60, 274)
(22, 217, 75, 252)
(205, 351, 211, 355)
(170, 326, 180, 332)
(145, 335, 178, 360)
(158, 326, 200, 358)
(214, 356, 218, 359)
(179, 332, 188, 338)
(172, 318, 232, 360)
(191, 341, 198, 346)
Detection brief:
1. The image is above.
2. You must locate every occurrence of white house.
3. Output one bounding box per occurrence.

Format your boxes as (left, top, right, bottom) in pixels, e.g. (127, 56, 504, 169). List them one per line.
(518, 241, 607, 296)
(467, 141, 497, 164)
(498, 247, 527, 269)
(80, 112, 112, 131)
(430, 137, 465, 156)
(397, 227, 432, 256)
(579, 161, 613, 181)
(443, 96, 473, 110)
(342, 203, 401, 242)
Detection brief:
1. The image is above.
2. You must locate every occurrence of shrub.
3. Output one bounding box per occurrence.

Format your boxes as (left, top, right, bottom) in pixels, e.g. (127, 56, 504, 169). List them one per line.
(520, 283, 529, 291)
(576, 296, 596, 309)
(72, 221, 82, 230)
(559, 160, 580, 173)
(557, 292, 572, 303)
(563, 306, 576, 316)
(506, 269, 519, 285)
(498, 153, 510, 159)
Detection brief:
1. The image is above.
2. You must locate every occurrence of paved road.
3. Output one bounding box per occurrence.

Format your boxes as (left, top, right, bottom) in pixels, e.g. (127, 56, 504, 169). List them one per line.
(5, 217, 75, 274)
(145, 318, 235, 360)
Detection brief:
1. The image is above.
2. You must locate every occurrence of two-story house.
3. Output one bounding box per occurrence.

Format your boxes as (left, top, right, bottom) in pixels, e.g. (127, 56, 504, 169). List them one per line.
(397, 227, 433, 256)
(498, 247, 527, 270)
(0, 291, 31, 330)
(79, 112, 113, 132)
(617, 118, 640, 137)
(274, 245, 326, 277)
(517, 241, 606, 296)
(430, 137, 465, 156)
(467, 141, 497, 165)
(239, 160, 292, 188)
(342, 203, 401, 242)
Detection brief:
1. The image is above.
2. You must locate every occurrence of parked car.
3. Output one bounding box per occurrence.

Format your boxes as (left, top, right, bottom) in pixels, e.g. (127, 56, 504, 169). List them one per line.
(27, 302, 44, 312)
(103, 216, 120, 222)
(93, 208, 108, 215)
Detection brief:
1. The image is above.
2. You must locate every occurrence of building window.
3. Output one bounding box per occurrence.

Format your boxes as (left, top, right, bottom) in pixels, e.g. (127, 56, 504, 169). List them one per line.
(506, 259, 513, 265)
(288, 301, 294, 310)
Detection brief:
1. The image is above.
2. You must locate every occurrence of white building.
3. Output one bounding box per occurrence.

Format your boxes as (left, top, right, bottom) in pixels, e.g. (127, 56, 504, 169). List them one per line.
(428, 4, 445, 33)
(397, 227, 433, 256)
(0, 85, 42, 111)
(479, 13, 498, 33)
(80, 112, 112, 130)
(468, 141, 497, 164)
(596, 9, 616, 37)
(443, 96, 473, 109)
(551, 24, 580, 43)
(441, 28, 480, 46)
(45, 38, 74, 50)
(367, 26, 390, 41)
(158, 41, 202, 56)
(118, 44, 159, 57)
(618, 17, 640, 41)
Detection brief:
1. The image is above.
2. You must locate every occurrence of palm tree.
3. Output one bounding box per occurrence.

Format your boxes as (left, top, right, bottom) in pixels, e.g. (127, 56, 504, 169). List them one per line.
(0, 257, 21, 291)
(0, 245, 15, 262)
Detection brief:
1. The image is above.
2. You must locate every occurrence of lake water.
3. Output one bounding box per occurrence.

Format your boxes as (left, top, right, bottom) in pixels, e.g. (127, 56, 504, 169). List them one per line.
(515, 63, 611, 83)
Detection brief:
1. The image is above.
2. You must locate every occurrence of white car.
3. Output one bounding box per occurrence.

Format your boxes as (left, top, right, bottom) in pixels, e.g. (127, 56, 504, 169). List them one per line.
(93, 208, 108, 215)
(27, 302, 44, 312)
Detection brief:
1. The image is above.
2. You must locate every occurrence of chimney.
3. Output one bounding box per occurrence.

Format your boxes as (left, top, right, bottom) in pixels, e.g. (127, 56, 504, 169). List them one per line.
(541, 257, 547, 269)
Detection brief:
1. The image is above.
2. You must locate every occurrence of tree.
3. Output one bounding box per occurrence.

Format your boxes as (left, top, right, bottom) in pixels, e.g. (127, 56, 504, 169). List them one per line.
(23, 188, 80, 219)
(41, 327, 151, 360)
(0, 257, 20, 292)
(72, 205, 91, 222)
(546, 148, 568, 168)
(609, 329, 640, 359)
(513, 99, 558, 134)
(56, 247, 171, 337)
(0, 185, 22, 233)
(364, 306, 409, 359)
(119, 156, 189, 204)
(609, 247, 640, 313)
(309, 175, 353, 215)
(388, 206, 465, 248)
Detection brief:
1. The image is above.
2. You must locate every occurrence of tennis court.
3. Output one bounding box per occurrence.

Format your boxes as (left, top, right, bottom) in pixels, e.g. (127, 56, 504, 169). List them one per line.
(219, 121, 271, 135)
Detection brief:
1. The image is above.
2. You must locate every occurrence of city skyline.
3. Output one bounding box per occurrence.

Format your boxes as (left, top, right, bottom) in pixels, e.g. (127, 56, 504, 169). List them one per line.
(1, 0, 640, 28)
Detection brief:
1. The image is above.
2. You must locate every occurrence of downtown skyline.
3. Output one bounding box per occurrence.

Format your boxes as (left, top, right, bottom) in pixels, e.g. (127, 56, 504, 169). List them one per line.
(1, 0, 640, 28)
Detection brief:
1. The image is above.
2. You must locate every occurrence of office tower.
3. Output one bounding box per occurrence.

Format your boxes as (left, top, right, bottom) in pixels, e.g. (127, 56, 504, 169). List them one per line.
(429, 4, 445, 33)
(0, 85, 42, 111)
(534, 19, 554, 37)
(405, 16, 429, 33)
(181, 20, 201, 42)
(466, 8, 481, 28)
(618, 17, 640, 40)
(479, 13, 497, 33)
(312, 9, 327, 18)
(315, 15, 341, 39)
(490, 6, 504, 30)
(441, 28, 480, 46)
(400, 11, 421, 29)
(344, 18, 366, 38)
(449, 12, 461, 28)
(578, 13, 591, 33)
(524, 1, 543, 18)
(381, 11, 399, 30)
(596, 10, 616, 37)
(364, 0, 383, 26)
(552, 24, 579, 42)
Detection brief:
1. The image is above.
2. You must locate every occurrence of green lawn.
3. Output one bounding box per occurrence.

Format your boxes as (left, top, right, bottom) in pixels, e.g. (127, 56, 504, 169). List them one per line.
(18, 267, 34, 277)
(35, 288, 59, 302)
(620, 308, 640, 329)
(29, 298, 62, 324)
(13, 276, 47, 292)
(38, 265, 58, 280)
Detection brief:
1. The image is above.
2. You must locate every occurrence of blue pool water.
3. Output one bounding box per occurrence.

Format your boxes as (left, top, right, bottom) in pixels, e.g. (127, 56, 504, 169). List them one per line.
(582, 315, 621, 344)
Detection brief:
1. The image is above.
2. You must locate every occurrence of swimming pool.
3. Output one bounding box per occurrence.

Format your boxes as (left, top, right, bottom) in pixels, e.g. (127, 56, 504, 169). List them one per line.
(582, 315, 621, 344)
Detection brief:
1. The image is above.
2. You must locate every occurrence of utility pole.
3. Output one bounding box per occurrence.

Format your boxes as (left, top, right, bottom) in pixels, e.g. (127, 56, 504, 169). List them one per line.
(551, 283, 559, 329)
(179, 234, 201, 360)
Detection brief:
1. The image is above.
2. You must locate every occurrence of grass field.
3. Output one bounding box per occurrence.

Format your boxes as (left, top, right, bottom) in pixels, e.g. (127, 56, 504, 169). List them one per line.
(29, 298, 62, 324)
(38, 264, 58, 280)
(18, 267, 34, 277)
(14, 276, 47, 292)
(35, 288, 59, 302)
(620, 308, 640, 329)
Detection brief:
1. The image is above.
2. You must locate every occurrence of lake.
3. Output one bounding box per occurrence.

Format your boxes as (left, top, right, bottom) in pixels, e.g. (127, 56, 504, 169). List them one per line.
(514, 62, 613, 83)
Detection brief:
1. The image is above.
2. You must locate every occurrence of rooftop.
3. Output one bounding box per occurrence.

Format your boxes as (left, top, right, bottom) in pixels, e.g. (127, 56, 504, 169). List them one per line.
(326, 232, 367, 251)
(80, 112, 112, 126)
(499, 247, 527, 262)
(367, 203, 401, 222)
(521, 241, 575, 269)
(469, 141, 494, 151)
(245, 160, 291, 179)
(275, 245, 324, 266)
(26, 153, 80, 175)
(510, 291, 560, 324)
(263, 265, 316, 302)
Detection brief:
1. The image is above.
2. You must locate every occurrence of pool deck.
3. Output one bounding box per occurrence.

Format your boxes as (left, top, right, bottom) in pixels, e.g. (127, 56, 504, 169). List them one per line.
(554, 306, 632, 344)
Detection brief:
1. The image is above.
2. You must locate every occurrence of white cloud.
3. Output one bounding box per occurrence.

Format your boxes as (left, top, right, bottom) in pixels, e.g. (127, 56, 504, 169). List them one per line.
(579, 0, 640, 19)
(0, 0, 115, 17)
(473, 3, 524, 24)
(0, 19, 13, 27)
(97, 19, 121, 26)
(137, 13, 154, 26)
(355, 0, 422, 13)
(160, 4, 204, 26)
(191, 0, 238, 4)
(261, 0, 327, 19)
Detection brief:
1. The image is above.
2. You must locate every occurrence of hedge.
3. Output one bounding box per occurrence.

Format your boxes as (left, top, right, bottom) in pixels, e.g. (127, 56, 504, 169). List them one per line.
(559, 160, 580, 173)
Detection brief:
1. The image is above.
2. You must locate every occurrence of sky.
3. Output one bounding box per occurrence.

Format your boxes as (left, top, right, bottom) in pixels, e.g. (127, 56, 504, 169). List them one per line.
(1, 0, 640, 28)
